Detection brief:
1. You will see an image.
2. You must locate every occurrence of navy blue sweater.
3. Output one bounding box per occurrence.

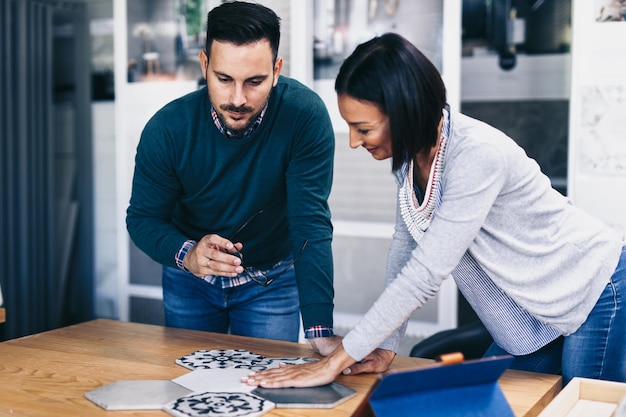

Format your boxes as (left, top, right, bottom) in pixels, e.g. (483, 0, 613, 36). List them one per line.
(126, 76, 335, 329)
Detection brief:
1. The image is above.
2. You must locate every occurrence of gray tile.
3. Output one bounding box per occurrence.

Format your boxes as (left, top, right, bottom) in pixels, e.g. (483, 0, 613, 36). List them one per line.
(85, 380, 192, 410)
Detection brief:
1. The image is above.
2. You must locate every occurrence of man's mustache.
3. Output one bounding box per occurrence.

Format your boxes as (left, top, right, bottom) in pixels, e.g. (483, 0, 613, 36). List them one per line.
(220, 104, 254, 113)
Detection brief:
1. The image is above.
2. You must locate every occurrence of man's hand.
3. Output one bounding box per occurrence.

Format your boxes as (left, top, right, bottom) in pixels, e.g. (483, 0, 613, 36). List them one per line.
(342, 348, 395, 375)
(183, 234, 243, 277)
(308, 336, 343, 356)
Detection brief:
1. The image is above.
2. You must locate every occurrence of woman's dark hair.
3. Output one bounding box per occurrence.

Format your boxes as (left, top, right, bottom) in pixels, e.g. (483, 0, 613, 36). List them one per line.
(335, 33, 447, 171)
(205, 1, 281, 62)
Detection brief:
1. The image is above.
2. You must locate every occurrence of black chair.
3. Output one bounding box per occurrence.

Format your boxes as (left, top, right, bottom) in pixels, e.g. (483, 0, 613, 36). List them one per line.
(409, 321, 493, 360)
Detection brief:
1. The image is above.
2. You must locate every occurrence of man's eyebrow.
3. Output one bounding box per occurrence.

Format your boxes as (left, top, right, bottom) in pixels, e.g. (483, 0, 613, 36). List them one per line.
(211, 70, 231, 78)
(212, 70, 269, 81)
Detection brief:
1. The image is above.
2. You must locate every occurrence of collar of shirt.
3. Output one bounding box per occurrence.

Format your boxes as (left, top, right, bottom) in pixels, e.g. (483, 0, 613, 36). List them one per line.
(211, 104, 267, 139)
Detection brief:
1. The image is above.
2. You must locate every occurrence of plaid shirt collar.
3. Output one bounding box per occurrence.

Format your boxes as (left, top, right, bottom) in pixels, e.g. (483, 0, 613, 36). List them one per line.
(211, 104, 267, 139)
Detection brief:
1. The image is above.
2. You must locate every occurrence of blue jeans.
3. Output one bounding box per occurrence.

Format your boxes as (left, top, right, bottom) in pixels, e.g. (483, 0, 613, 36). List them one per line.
(162, 263, 300, 342)
(484, 246, 626, 385)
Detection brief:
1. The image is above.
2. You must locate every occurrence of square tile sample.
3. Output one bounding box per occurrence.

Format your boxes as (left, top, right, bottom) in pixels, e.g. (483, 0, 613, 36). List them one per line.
(163, 391, 275, 417)
(172, 368, 256, 394)
(85, 380, 193, 410)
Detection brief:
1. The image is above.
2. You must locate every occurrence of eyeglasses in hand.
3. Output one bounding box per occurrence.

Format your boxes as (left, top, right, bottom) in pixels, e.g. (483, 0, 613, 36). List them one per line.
(229, 207, 308, 287)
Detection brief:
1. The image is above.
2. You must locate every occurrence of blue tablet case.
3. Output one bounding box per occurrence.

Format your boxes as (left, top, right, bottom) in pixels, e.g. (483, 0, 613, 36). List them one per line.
(367, 355, 515, 417)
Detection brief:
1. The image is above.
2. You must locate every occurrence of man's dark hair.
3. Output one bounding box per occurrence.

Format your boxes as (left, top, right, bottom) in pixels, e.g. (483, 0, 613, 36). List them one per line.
(205, 1, 281, 62)
(335, 33, 447, 171)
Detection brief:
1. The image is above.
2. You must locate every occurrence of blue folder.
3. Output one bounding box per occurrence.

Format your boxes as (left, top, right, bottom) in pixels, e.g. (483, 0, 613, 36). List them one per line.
(366, 355, 515, 417)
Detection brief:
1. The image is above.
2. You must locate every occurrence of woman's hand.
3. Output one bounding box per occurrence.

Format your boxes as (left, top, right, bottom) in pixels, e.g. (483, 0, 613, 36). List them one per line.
(342, 348, 396, 375)
(242, 345, 355, 388)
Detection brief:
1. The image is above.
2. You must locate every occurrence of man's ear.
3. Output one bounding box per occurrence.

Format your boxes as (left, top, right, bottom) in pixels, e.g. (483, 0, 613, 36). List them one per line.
(272, 56, 283, 86)
(198, 49, 208, 79)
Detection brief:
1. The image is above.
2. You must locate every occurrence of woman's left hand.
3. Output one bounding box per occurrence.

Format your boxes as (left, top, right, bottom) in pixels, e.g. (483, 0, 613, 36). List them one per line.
(342, 348, 396, 375)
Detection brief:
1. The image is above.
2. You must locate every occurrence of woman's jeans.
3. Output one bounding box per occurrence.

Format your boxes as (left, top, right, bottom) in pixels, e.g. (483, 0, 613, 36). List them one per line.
(485, 246, 626, 385)
(162, 263, 300, 342)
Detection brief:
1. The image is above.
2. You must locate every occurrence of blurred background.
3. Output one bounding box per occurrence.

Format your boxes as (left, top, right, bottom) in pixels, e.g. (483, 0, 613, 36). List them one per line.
(2, 0, 625, 355)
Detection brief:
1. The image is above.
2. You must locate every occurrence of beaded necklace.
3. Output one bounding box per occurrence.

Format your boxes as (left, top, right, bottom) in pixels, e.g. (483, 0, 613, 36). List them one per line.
(398, 107, 450, 242)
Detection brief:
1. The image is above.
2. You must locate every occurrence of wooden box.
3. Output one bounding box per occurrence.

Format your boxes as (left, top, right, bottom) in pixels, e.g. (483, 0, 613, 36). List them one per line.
(537, 377, 626, 417)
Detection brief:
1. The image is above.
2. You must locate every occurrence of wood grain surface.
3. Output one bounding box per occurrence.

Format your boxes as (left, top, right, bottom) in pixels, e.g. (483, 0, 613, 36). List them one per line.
(0, 319, 561, 417)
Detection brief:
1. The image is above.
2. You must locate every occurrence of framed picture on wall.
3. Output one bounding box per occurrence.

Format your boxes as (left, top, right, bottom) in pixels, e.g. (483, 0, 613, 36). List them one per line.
(595, 0, 626, 22)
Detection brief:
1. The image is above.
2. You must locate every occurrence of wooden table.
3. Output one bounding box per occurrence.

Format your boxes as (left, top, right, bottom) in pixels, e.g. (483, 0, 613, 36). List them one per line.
(0, 319, 561, 416)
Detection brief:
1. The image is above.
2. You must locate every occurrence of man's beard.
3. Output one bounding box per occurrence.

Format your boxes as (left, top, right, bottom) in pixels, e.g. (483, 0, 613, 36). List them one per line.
(215, 101, 266, 137)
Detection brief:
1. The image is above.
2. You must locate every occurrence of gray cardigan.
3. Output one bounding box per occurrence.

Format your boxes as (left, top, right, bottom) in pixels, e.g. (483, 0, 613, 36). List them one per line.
(342, 111, 623, 361)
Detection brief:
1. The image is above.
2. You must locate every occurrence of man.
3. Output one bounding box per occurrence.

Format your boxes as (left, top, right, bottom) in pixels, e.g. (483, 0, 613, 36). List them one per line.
(127, 1, 338, 354)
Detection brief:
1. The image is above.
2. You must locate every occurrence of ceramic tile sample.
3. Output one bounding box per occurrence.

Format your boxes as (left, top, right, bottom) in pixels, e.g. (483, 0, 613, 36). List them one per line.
(163, 391, 275, 417)
(172, 368, 256, 394)
(85, 380, 192, 410)
(176, 349, 267, 371)
(265, 357, 319, 367)
(176, 349, 317, 371)
(252, 382, 357, 408)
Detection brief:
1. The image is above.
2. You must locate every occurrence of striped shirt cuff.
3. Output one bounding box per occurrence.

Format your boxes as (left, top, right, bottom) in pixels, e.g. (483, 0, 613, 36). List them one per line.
(304, 326, 334, 339)
(175, 240, 197, 272)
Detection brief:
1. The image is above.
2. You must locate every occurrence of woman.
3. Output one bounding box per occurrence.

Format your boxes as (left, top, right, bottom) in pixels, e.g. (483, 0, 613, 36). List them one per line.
(243, 33, 626, 388)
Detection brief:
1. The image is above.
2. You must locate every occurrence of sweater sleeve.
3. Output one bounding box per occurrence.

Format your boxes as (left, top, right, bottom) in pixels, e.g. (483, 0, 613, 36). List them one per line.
(377, 179, 414, 352)
(342, 139, 507, 361)
(283, 87, 336, 330)
(126, 114, 189, 268)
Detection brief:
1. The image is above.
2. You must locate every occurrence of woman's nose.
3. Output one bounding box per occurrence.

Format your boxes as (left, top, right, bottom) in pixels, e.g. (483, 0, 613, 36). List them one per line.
(349, 132, 363, 149)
